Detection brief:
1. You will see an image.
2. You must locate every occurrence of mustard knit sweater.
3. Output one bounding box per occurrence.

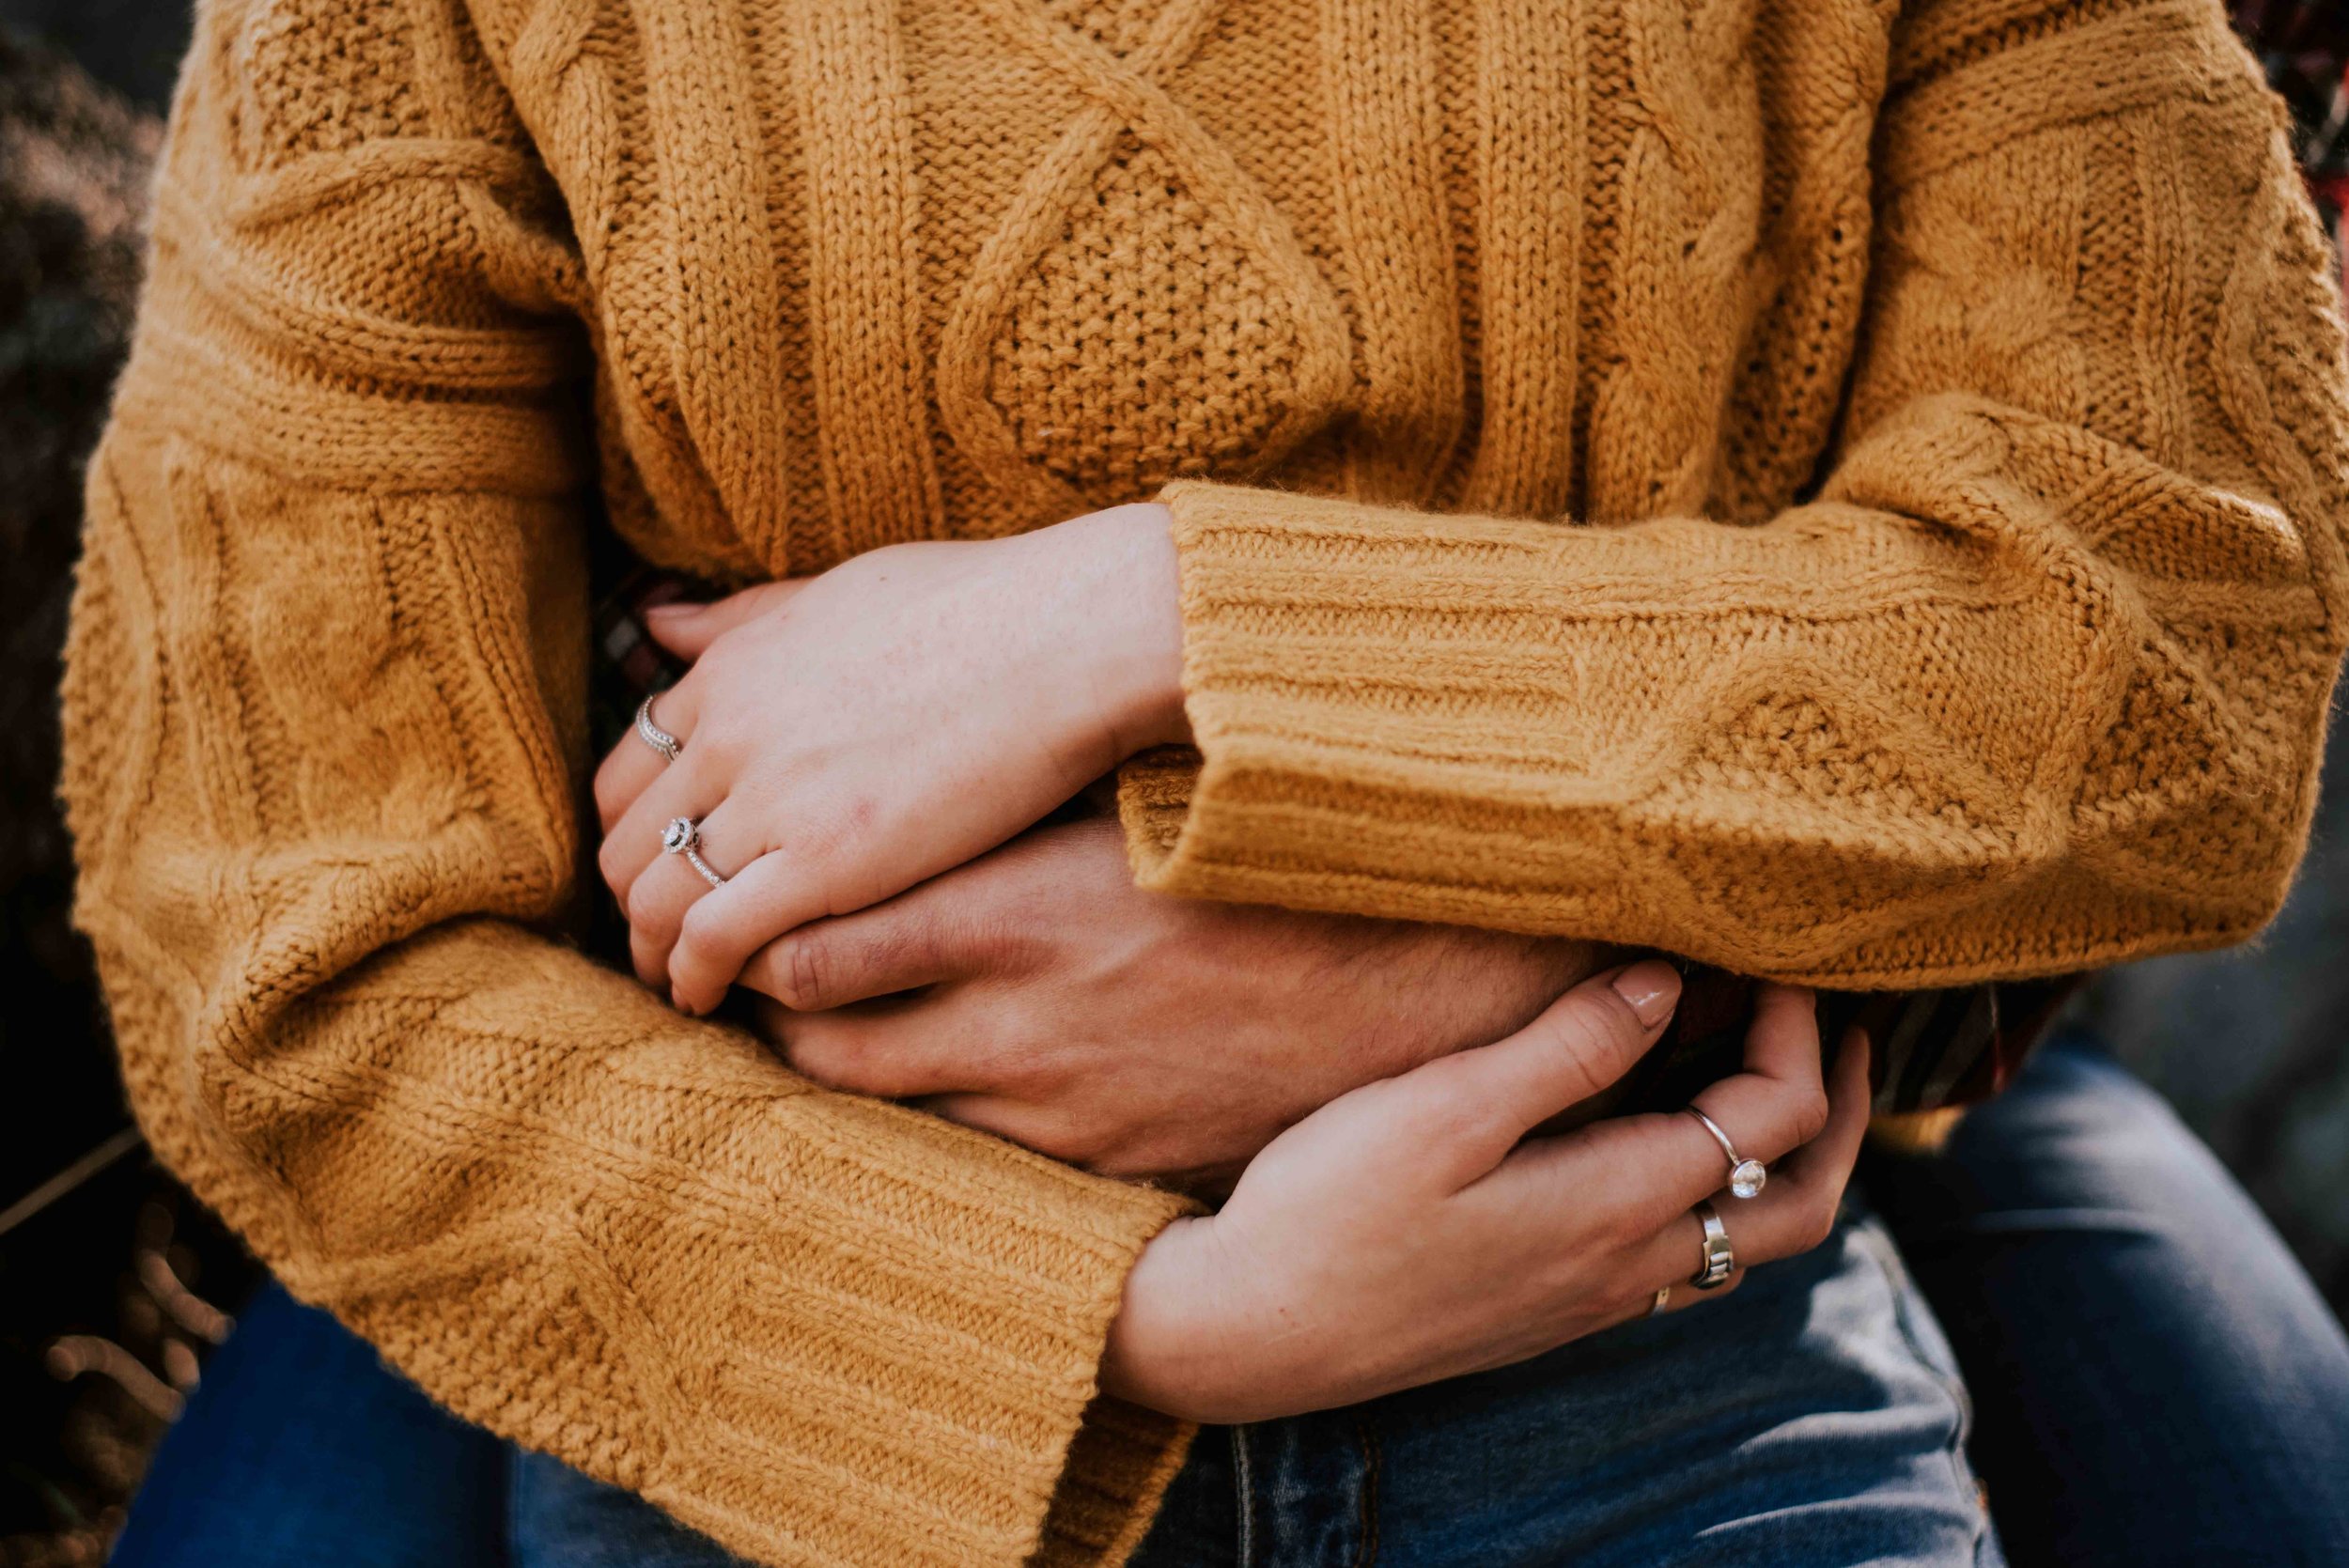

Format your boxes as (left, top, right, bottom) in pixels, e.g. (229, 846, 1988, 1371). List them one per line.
(61, 0, 2349, 1561)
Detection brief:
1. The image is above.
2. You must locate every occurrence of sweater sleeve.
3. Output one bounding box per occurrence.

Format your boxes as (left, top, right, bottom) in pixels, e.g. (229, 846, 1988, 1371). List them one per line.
(1124, 0, 2349, 989)
(60, 5, 1190, 1565)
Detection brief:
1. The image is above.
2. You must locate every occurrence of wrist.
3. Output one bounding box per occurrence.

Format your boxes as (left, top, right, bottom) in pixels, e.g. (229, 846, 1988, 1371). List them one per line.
(1100, 1216, 1239, 1420)
(1059, 503, 1190, 754)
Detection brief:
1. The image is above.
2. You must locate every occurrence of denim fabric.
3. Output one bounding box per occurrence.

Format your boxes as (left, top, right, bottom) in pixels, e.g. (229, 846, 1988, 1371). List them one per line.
(506, 1454, 728, 1568)
(107, 1280, 509, 1568)
(1128, 1208, 1999, 1568)
(1871, 1032, 2349, 1568)
(112, 1037, 2348, 1568)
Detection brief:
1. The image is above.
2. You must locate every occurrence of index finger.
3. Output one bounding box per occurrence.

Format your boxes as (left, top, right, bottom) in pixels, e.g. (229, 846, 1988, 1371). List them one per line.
(593, 686, 689, 834)
(1645, 1024, 1875, 1280)
(1477, 986, 1826, 1234)
(1678, 983, 1828, 1188)
(640, 577, 812, 660)
(1757, 1023, 1873, 1196)
(1384, 961, 1684, 1189)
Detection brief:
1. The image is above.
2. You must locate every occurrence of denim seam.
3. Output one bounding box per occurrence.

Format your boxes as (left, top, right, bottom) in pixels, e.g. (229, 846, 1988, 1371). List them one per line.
(1350, 1413, 1382, 1568)
(1232, 1425, 1258, 1568)
(1856, 1221, 1998, 1563)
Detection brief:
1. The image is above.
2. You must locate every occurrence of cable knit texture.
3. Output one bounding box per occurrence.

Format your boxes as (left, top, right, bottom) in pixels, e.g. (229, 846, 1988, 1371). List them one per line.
(58, 0, 2349, 1563)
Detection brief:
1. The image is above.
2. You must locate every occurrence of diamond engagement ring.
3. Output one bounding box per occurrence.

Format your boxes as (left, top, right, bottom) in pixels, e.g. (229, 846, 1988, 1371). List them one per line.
(1689, 1201, 1735, 1290)
(635, 693, 681, 763)
(1686, 1105, 1767, 1199)
(662, 816, 725, 888)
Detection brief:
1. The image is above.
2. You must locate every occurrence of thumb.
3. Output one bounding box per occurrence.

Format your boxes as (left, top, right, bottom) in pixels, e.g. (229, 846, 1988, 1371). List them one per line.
(1403, 959, 1681, 1188)
(643, 578, 809, 659)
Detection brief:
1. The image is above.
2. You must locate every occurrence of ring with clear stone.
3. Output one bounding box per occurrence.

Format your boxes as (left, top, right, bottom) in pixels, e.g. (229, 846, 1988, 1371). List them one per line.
(635, 693, 681, 763)
(661, 816, 725, 888)
(1685, 1105, 1767, 1199)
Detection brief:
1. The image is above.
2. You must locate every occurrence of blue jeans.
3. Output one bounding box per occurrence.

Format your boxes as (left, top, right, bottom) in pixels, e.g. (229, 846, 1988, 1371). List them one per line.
(1868, 1032, 2349, 1566)
(1126, 1206, 1997, 1568)
(113, 1036, 2349, 1567)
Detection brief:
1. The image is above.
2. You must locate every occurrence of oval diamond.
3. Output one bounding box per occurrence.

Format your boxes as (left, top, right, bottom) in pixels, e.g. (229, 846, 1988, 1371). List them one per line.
(1730, 1159, 1767, 1201)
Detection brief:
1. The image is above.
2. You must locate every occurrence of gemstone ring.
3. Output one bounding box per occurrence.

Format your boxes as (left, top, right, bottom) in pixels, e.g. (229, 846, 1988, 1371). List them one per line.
(662, 816, 726, 889)
(1686, 1105, 1767, 1200)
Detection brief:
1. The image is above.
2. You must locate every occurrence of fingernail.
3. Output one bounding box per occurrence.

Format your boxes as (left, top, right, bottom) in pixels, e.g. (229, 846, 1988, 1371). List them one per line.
(644, 602, 698, 623)
(1610, 960, 1682, 1027)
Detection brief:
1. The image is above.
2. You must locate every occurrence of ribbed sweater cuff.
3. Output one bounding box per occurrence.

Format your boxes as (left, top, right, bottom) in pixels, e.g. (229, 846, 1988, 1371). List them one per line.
(1034, 1394, 1200, 1566)
(617, 1102, 1199, 1568)
(1129, 479, 1607, 927)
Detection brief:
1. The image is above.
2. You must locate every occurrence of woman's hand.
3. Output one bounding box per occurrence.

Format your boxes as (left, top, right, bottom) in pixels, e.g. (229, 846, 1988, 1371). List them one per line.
(593, 505, 1187, 1015)
(1102, 965, 1870, 1423)
(742, 817, 1607, 1190)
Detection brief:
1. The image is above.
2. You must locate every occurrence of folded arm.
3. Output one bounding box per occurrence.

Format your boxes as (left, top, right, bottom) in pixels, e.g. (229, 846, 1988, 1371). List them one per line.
(63, 6, 1193, 1565)
(1126, 0, 2349, 987)
(613, 2, 2349, 1188)
(614, 0, 2349, 1013)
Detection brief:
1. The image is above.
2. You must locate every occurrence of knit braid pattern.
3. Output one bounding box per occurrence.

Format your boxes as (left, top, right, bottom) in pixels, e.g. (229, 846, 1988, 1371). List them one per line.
(58, 0, 2349, 1563)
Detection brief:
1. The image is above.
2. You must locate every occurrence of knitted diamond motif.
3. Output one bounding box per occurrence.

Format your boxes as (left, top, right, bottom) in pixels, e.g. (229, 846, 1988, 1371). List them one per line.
(987, 132, 1312, 505)
(934, 0, 1350, 520)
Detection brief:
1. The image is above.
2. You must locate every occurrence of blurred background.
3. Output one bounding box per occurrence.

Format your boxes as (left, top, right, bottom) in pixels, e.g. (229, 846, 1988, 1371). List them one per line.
(1, 2, 2344, 1562)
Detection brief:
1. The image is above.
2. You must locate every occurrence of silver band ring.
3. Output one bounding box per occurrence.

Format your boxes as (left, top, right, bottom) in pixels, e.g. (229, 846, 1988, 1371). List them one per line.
(1690, 1200, 1735, 1290)
(1649, 1284, 1672, 1317)
(661, 816, 726, 889)
(635, 694, 681, 764)
(1686, 1105, 1767, 1199)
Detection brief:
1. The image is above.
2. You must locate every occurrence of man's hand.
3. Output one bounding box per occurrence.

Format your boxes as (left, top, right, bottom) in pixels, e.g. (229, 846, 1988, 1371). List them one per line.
(741, 816, 1606, 1189)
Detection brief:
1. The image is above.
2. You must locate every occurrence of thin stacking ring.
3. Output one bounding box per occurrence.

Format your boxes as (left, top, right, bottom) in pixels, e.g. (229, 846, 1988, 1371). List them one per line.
(1689, 1201, 1735, 1290)
(634, 693, 681, 763)
(1686, 1105, 1767, 1199)
(661, 816, 725, 889)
